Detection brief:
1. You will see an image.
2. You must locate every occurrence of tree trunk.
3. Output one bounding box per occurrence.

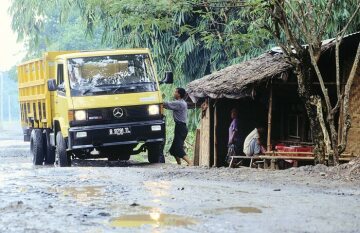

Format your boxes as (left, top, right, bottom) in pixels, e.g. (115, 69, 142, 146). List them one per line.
(294, 58, 326, 164)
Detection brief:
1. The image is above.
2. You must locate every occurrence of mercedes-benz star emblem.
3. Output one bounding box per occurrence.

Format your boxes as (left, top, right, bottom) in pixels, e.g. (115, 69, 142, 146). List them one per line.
(113, 107, 124, 118)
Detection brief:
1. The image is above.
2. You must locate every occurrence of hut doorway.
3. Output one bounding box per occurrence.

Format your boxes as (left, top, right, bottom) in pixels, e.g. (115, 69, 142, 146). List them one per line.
(214, 97, 268, 166)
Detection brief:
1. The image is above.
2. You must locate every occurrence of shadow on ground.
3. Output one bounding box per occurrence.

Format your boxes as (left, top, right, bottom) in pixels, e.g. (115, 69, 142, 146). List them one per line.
(72, 159, 158, 168)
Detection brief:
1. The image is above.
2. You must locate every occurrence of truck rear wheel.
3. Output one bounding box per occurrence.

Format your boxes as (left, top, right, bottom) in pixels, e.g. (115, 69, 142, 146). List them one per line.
(30, 129, 45, 165)
(55, 132, 71, 167)
(147, 143, 165, 164)
(44, 129, 55, 165)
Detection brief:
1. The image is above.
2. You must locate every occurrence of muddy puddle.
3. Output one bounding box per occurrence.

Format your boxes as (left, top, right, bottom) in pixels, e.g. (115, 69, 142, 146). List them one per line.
(109, 213, 198, 228)
(108, 204, 198, 228)
(49, 186, 105, 202)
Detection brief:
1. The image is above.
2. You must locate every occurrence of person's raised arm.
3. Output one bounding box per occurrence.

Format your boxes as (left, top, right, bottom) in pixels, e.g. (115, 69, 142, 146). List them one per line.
(164, 101, 182, 111)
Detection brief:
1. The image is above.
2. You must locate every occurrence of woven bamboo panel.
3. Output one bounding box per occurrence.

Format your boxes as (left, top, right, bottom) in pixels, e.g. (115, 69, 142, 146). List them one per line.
(346, 68, 360, 156)
(347, 127, 360, 155)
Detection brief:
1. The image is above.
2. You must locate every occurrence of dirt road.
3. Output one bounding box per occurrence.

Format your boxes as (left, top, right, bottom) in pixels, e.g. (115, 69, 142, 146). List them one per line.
(1, 126, 360, 233)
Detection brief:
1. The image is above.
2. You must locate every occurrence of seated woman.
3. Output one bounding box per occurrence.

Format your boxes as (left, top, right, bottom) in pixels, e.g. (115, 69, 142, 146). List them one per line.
(243, 127, 266, 156)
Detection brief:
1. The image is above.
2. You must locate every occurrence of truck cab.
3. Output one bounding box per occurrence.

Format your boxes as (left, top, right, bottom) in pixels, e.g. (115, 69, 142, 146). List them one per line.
(19, 49, 173, 166)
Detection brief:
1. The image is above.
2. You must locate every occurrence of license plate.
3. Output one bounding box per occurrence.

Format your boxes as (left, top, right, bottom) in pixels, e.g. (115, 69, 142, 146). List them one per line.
(109, 127, 131, 136)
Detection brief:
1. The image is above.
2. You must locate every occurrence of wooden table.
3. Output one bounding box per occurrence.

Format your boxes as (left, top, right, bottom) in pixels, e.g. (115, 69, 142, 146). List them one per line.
(228, 151, 356, 169)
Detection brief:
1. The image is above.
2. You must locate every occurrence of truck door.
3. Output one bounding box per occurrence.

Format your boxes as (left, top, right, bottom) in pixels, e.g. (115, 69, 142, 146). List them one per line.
(55, 63, 69, 131)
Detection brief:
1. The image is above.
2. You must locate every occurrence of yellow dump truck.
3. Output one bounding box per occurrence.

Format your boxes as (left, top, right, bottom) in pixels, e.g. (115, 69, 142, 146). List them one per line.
(18, 49, 173, 166)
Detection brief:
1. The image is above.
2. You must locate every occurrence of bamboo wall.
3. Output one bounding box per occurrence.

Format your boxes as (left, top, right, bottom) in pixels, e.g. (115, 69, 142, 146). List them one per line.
(346, 66, 360, 156)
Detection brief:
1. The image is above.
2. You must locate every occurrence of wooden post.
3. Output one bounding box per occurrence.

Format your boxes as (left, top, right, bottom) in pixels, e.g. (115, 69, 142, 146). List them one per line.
(213, 102, 218, 167)
(270, 159, 276, 170)
(193, 129, 200, 166)
(264, 159, 269, 169)
(267, 85, 273, 152)
(199, 98, 211, 167)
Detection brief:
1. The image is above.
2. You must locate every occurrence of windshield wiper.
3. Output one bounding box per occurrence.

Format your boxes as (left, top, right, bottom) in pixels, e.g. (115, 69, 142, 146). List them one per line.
(82, 86, 110, 95)
(112, 86, 136, 94)
(82, 88, 92, 95)
(111, 82, 156, 94)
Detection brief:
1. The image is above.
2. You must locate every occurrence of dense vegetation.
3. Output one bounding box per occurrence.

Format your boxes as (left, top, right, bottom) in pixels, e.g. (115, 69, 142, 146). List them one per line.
(9, 0, 360, 160)
(9, 0, 273, 158)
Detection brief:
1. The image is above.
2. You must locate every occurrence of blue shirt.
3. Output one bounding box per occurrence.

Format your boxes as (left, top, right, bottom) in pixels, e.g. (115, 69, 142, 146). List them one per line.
(164, 99, 188, 123)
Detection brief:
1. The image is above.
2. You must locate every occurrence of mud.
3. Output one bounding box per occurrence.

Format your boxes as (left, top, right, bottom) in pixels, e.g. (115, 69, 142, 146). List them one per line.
(1, 127, 360, 233)
(109, 213, 198, 228)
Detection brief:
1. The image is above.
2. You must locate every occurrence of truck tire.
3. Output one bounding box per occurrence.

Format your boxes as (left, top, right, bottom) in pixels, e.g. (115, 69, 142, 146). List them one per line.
(44, 129, 55, 165)
(147, 143, 165, 163)
(55, 132, 71, 167)
(30, 129, 45, 165)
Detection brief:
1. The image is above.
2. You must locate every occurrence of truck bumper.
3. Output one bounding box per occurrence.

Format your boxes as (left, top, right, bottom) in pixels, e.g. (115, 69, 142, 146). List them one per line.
(68, 120, 165, 150)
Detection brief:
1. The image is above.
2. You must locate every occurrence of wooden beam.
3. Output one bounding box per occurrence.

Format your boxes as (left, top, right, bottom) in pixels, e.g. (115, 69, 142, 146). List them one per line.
(264, 151, 313, 155)
(260, 155, 315, 160)
(213, 102, 218, 167)
(267, 85, 273, 152)
(265, 151, 353, 157)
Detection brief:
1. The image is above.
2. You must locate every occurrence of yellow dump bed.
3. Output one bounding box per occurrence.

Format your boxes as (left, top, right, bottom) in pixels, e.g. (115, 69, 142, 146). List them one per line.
(18, 51, 76, 129)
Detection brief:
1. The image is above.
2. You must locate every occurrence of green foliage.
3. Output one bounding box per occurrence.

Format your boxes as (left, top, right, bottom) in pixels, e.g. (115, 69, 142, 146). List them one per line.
(248, 0, 360, 46)
(10, 1, 108, 60)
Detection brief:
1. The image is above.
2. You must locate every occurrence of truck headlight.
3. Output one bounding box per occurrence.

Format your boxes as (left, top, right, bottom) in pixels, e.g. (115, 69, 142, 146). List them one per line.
(76, 132, 87, 138)
(148, 105, 160, 115)
(74, 110, 87, 121)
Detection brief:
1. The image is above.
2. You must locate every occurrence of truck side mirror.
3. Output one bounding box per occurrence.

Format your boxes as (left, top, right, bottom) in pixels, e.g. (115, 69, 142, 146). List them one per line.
(47, 79, 57, 91)
(160, 71, 173, 84)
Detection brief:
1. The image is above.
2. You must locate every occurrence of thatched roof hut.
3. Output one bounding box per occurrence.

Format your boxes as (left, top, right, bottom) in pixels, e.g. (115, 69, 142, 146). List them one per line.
(187, 32, 360, 102)
(187, 52, 291, 101)
(187, 32, 360, 167)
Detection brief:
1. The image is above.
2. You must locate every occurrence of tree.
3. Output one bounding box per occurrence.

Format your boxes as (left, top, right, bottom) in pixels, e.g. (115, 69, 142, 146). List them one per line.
(260, 0, 360, 164)
(9, 1, 108, 60)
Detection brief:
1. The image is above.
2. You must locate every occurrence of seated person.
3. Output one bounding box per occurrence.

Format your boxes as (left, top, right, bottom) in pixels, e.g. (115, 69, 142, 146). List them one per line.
(243, 127, 265, 156)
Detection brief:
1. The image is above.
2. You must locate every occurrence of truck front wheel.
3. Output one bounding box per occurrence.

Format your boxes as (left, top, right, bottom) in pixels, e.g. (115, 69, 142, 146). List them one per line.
(147, 143, 165, 164)
(55, 132, 71, 167)
(30, 129, 45, 165)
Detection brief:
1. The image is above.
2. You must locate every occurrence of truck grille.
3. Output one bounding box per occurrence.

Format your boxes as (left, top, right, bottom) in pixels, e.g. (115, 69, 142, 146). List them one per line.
(71, 105, 161, 126)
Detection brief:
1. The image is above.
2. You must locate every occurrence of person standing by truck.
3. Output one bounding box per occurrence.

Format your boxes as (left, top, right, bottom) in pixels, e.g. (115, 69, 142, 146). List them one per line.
(164, 88, 192, 166)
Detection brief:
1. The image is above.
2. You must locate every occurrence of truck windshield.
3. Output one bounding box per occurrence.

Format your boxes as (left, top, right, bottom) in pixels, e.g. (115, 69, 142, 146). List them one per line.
(67, 54, 157, 96)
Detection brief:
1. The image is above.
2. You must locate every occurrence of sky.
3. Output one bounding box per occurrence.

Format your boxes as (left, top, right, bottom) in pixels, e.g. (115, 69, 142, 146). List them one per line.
(0, 0, 25, 71)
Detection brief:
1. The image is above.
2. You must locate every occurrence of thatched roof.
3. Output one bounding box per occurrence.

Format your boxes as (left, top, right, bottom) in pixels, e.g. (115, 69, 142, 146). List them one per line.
(187, 52, 291, 100)
(187, 31, 360, 102)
